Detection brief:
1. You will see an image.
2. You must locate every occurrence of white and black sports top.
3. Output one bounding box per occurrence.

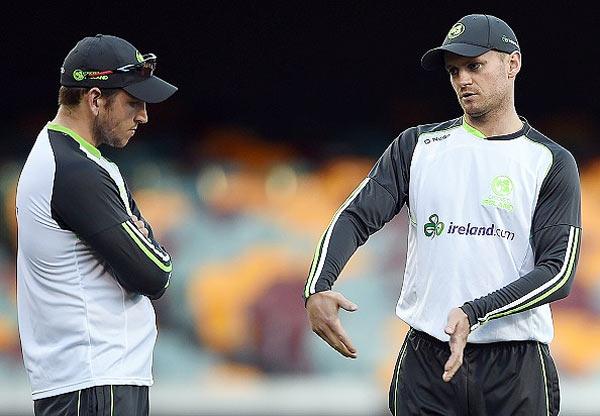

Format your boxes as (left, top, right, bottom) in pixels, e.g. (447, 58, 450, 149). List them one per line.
(16, 123, 172, 399)
(304, 117, 581, 343)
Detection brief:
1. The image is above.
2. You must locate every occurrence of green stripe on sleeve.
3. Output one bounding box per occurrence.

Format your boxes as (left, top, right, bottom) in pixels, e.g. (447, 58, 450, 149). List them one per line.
(485, 227, 580, 323)
(121, 222, 173, 272)
(304, 230, 328, 298)
(303, 177, 370, 298)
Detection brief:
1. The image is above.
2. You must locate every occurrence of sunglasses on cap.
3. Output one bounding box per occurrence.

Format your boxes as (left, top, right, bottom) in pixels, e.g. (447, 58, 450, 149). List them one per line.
(84, 53, 157, 79)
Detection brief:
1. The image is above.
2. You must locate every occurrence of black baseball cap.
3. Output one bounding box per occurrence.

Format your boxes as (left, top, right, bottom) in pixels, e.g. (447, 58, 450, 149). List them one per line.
(421, 14, 520, 71)
(60, 34, 177, 103)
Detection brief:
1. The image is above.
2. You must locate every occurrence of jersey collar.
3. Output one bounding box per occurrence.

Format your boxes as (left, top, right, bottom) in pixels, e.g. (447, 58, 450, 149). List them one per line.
(47, 122, 102, 158)
(461, 116, 530, 141)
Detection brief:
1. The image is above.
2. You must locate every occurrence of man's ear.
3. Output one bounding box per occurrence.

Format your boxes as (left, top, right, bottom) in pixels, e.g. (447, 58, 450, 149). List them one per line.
(87, 88, 103, 116)
(507, 52, 521, 79)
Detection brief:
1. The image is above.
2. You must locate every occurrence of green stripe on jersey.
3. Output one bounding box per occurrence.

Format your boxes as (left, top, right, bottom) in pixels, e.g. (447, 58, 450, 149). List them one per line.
(121, 222, 173, 272)
(304, 177, 370, 298)
(462, 119, 486, 139)
(484, 226, 580, 323)
(48, 122, 102, 158)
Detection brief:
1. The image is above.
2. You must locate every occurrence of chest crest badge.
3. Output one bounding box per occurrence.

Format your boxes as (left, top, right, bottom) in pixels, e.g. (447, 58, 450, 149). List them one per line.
(482, 175, 514, 212)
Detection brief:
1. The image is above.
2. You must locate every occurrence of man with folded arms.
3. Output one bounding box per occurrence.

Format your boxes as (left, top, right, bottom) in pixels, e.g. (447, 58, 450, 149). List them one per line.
(16, 34, 177, 415)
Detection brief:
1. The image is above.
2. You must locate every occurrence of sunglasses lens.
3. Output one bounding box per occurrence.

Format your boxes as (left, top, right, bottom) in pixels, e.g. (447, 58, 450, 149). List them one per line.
(137, 60, 156, 77)
(113, 54, 157, 77)
(146, 62, 156, 76)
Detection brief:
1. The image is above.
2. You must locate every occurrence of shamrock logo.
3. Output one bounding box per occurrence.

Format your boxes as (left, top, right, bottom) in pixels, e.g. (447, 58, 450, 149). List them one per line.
(424, 214, 445, 238)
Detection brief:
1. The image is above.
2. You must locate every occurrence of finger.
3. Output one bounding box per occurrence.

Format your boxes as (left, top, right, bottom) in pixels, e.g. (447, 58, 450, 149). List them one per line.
(335, 294, 358, 312)
(131, 215, 138, 222)
(313, 325, 346, 355)
(444, 351, 460, 373)
(443, 362, 460, 381)
(330, 321, 357, 356)
(133, 220, 149, 235)
(314, 319, 357, 358)
(442, 352, 462, 382)
(443, 333, 466, 382)
(444, 319, 457, 336)
(318, 302, 358, 354)
(320, 325, 357, 358)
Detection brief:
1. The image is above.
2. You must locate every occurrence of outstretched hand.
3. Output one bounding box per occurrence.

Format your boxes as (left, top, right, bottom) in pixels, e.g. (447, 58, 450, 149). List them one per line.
(306, 291, 359, 358)
(442, 307, 471, 382)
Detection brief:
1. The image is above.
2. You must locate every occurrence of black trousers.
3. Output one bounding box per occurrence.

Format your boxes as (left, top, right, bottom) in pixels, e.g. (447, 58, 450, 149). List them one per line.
(389, 329, 560, 416)
(34, 385, 149, 416)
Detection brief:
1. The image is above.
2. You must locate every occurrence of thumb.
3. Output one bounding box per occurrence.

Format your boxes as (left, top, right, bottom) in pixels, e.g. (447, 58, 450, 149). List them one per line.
(445, 319, 457, 336)
(337, 294, 358, 312)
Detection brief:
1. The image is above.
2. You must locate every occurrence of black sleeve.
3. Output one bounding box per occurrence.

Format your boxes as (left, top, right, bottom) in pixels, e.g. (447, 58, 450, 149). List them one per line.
(51, 161, 172, 299)
(461, 148, 582, 331)
(303, 129, 418, 300)
(88, 218, 172, 299)
(51, 160, 130, 238)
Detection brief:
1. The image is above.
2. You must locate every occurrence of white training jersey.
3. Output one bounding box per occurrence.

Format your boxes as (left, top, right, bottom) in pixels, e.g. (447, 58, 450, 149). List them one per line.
(16, 123, 172, 400)
(304, 117, 581, 343)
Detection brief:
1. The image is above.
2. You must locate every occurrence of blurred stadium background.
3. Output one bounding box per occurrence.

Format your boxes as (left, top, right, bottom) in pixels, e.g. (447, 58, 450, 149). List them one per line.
(1, 3, 599, 415)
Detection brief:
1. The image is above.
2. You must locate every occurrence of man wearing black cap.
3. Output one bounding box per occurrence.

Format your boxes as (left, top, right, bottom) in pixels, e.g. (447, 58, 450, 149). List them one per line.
(304, 14, 580, 415)
(16, 34, 177, 415)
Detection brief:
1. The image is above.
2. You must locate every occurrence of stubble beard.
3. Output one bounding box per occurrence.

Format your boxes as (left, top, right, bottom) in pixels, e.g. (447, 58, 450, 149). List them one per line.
(459, 87, 506, 121)
(463, 89, 511, 123)
(464, 105, 490, 121)
(92, 113, 126, 148)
